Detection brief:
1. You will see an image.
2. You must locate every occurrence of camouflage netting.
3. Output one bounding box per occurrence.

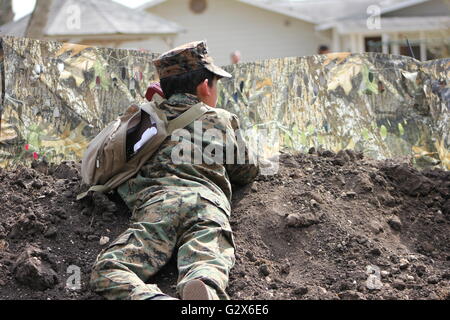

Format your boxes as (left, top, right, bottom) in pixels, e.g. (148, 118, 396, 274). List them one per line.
(0, 36, 449, 169)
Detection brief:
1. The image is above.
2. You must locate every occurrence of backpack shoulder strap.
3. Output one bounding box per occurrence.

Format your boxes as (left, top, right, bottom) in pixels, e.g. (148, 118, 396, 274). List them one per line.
(167, 103, 211, 135)
(140, 101, 167, 123)
(76, 185, 109, 201)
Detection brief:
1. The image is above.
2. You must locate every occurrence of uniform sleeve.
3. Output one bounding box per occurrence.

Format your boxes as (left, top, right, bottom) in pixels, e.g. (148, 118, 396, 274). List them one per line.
(224, 114, 260, 185)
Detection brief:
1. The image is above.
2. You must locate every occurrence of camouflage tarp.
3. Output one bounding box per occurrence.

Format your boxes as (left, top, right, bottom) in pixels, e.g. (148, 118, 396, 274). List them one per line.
(0, 36, 449, 170)
(0, 36, 159, 166)
(219, 52, 449, 169)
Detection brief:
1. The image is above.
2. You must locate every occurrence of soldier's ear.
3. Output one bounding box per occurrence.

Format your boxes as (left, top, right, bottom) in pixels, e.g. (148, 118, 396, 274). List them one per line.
(196, 79, 211, 97)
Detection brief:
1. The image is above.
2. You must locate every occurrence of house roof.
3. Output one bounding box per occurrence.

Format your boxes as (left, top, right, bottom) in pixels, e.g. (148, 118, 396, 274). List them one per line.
(138, 0, 429, 25)
(0, 0, 183, 38)
(379, 0, 430, 14)
(316, 0, 440, 31)
(323, 15, 450, 34)
(237, 0, 432, 24)
(0, 15, 30, 37)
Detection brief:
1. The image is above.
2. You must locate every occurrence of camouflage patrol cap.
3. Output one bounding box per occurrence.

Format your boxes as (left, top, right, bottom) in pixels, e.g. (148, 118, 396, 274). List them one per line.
(153, 40, 232, 80)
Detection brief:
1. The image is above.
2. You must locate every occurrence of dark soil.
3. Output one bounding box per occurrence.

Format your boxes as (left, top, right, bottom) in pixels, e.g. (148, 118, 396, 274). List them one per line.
(0, 150, 449, 300)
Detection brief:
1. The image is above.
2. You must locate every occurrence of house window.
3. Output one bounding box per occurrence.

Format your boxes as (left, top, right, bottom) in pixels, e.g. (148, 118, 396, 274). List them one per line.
(400, 44, 420, 59)
(365, 36, 382, 53)
(190, 0, 207, 14)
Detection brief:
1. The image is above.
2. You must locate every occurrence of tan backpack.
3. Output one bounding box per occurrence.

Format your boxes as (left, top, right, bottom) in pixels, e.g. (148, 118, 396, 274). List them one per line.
(77, 101, 210, 200)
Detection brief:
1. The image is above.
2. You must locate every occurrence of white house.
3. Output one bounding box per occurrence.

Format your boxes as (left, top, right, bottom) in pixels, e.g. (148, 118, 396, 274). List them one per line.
(2, 0, 448, 64)
(125, 0, 332, 65)
(317, 0, 450, 61)
(127, 0, 450, 64)
(0, 0, 183, 49)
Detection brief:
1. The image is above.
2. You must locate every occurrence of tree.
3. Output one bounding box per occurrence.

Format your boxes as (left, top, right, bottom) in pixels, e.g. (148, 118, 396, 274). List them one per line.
(25, 0, 53, 39)
(0, 0, 14, 26)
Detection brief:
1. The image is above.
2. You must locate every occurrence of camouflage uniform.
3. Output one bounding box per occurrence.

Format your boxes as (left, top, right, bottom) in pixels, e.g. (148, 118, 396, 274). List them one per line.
(90, 41, 259, 300)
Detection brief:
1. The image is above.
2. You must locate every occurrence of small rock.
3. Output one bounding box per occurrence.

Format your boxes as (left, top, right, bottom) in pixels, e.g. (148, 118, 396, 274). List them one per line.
(421, 242, 434, 254)
(31, 179, 44, 189)
(388, 216, 402, 231)
(332, 157, 347, 166)
(245, 250, 257, 262)
(268, 283, 278, 290)
(99, 236, 110, 246)
(370, 248, 382, 256)
(87, 235, 99, 241)
(281, 262, 290, 275)
(392, 279, 406, 290)
(369, 221, 383, 234)
(16, 179, 29, 189)
(427, 276, 440, 285)
(286, 212, 322, 228)
(320, 150, 335, 158)
(346, 260, 356, 268)
(293, 286, 308, 296)
(380, 194, 397, 207)
(405, 275, 415, 282)
(414, 264, 427, 277)
(44, 227, 57, 238)
(308, 191, 324, 204)
(338, 290, 365, 300)
(52, 208, 67, 219)
(44, 189, 57, 197)
(31, 160, 49, 175)
(337, 176, 346, 185)
(259, 264, 271, 277)
(289, 171, 301, 179)
(399, 258, 409, 270)
(286, 214, 299, 227)
(355, 235, 368, 244)
(343, 191, 357, 199)
(390, 267, 401, 275)
(63, 191, 74, 198)
(251, 184, 258, 193)
(381, 271, 390, 278)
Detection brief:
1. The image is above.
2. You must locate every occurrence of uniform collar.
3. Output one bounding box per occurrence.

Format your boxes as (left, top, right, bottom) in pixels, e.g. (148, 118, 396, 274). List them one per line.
(159, 93, 202, 118)
(167, 93, 200, 106)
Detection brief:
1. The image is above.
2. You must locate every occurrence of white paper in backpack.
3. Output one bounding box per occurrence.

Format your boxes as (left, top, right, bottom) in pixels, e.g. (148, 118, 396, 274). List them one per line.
(133, 126, 158, 153)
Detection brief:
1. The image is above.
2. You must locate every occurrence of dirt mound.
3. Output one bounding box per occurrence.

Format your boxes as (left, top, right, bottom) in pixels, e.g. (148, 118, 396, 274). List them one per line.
(0, 161, 130, 299)
(0, 152, 449, 300)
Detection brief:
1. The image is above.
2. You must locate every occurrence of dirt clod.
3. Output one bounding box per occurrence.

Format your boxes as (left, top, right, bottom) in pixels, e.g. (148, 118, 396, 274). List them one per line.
(13, 245, 58, 291)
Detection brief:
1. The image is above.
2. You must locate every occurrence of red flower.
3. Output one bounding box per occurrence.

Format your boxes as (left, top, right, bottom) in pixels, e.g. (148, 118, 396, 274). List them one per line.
(33, 152, 39, 160)
(25, 144, 29, 151)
